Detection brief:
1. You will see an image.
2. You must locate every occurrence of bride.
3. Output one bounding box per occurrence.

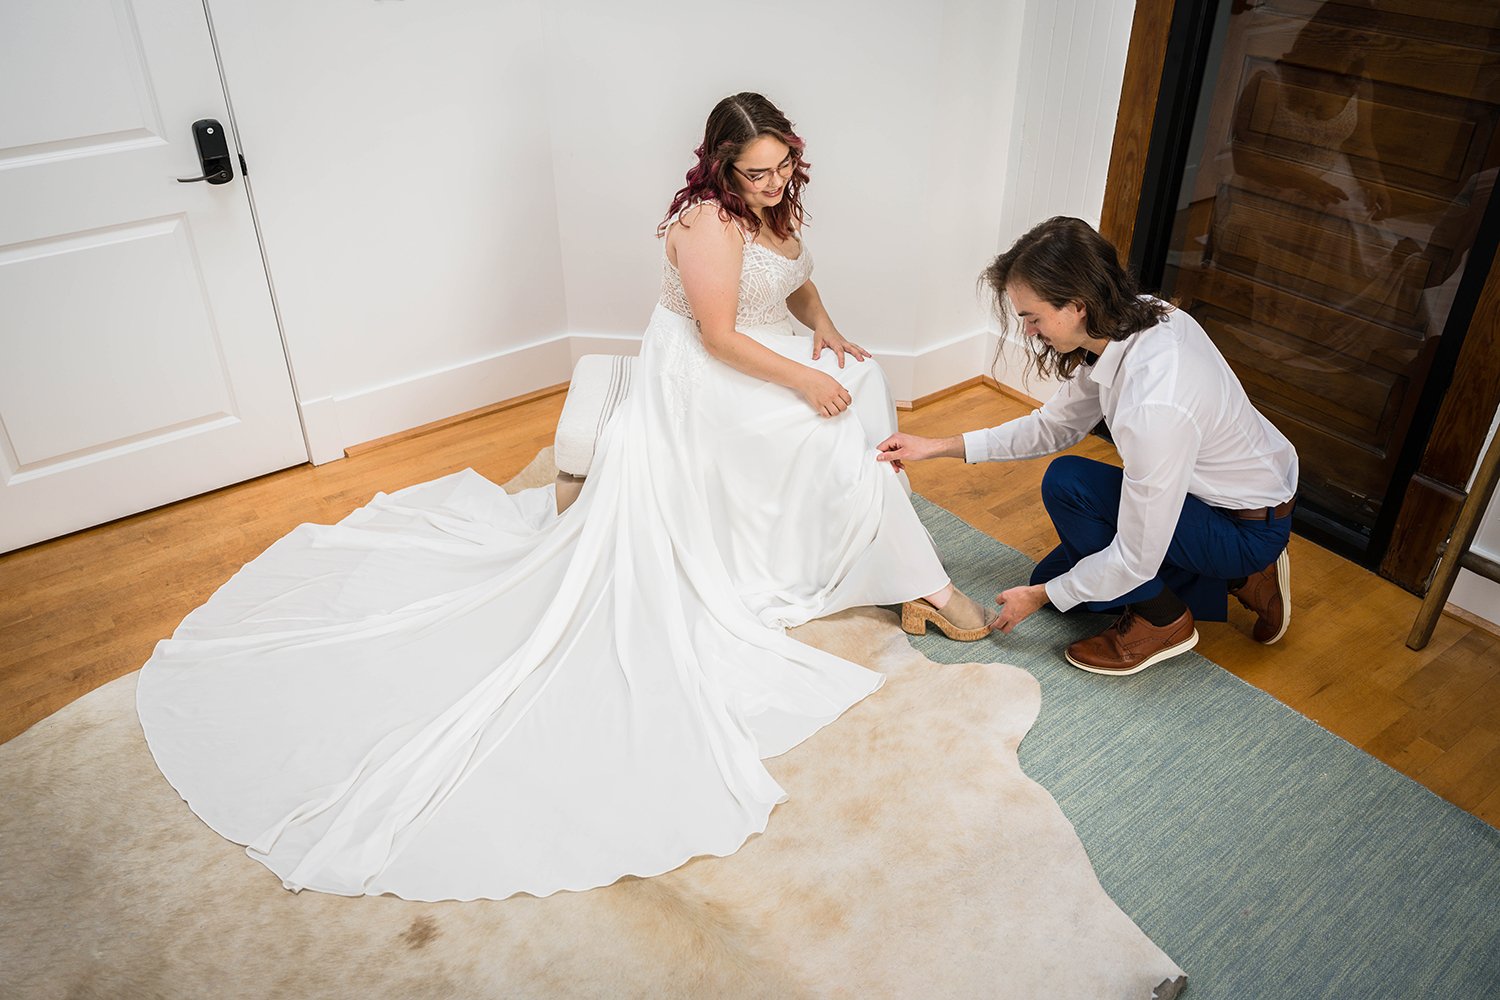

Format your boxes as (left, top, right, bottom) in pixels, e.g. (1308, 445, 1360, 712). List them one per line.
(136, 92, 995, 902)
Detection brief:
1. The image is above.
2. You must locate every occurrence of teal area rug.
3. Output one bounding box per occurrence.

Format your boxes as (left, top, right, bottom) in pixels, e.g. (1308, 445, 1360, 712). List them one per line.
(909, 496, 1500, 999)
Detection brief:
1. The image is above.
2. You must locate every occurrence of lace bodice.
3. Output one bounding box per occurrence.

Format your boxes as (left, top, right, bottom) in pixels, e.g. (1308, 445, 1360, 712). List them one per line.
(1267, 75, 1358, 171)
(659, 205, 814, 329)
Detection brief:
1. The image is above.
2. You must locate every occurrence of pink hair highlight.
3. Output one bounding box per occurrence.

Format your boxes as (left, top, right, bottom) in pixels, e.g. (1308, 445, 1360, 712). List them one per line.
(659, 94, 811, 243)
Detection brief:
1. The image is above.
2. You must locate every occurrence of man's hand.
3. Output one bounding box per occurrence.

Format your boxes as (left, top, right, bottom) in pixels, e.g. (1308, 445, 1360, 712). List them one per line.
(1300, 175, 1348, 207)
(1361, 181, 1390, 220)
(812, 328, 872, 368)
(875, 433, 965, 472)
(991, 583, 1049, 635)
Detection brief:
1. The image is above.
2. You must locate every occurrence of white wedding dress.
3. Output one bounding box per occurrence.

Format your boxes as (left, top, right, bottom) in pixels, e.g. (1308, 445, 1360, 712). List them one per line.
(137, 207, 952, 901)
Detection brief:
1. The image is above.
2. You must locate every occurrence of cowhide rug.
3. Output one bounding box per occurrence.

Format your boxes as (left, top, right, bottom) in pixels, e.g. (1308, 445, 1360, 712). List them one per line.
(0, 454, 1186, 999)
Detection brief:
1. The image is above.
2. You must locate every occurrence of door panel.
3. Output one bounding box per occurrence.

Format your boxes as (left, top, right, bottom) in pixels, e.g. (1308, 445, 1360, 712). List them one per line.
(0, 0, 307, 551)
(0, 218, 236, 470)
(1161, 0, 1500, 537)
(1, 0, 164, 158)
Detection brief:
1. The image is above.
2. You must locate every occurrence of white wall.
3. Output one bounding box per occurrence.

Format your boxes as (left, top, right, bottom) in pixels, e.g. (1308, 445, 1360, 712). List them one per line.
(1449, 407, 1500, 626)
(207, 0, 1030, 457)
(205, 0, 1143, 448)
(207, 0, 571, 458)
(540, 0, 1022, 402)
(986, 0, 1138, 402)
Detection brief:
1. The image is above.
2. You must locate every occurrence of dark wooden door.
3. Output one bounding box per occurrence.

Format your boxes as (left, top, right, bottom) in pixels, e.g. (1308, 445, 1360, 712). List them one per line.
(1156, 0, 1500, 545)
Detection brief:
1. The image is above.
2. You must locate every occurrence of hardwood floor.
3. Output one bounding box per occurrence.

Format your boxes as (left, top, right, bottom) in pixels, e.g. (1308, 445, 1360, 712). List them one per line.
(3, 384, 1496, 826)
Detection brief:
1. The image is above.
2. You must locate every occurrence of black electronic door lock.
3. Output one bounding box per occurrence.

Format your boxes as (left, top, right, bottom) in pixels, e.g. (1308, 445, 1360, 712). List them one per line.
(177, 119, 234, 184)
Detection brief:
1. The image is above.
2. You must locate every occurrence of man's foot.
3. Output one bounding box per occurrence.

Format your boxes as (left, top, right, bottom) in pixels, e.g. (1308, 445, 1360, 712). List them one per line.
(1065, 608, 1198, 676)
(1230, 549, 1291, 644)
(901, 588, 996, 642)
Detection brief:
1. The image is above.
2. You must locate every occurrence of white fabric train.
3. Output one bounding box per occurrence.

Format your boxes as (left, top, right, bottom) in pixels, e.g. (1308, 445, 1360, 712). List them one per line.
(137, 225, 951, 901)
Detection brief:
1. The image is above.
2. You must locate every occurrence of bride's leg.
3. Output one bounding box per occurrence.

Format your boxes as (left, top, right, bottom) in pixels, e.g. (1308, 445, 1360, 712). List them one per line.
(924, 582, 955, 607)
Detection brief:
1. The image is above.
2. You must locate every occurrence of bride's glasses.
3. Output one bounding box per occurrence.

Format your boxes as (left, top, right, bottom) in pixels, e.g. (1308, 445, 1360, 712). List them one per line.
(733, 154, 796, 189)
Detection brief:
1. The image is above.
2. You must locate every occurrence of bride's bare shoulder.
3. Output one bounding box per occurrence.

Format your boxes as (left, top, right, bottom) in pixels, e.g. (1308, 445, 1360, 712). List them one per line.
(667, 202, 744, 264)
(676, 201, 741, 234)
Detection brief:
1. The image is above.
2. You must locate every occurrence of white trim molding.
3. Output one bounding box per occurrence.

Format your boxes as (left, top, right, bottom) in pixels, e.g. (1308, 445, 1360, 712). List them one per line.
(302, 326, 1024, 463)
(300, 337, 573, 464)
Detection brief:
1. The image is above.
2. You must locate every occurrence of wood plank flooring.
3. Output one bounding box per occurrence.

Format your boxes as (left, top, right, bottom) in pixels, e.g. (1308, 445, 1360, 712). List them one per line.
(2, 384, 1496, 826)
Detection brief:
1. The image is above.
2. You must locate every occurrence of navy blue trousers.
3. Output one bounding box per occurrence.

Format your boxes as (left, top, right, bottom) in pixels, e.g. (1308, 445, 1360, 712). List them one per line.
(1031, 456, 1292, 622)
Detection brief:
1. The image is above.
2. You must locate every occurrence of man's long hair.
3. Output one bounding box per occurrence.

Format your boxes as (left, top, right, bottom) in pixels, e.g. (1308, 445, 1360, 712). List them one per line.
(983, 217, 1171, 381)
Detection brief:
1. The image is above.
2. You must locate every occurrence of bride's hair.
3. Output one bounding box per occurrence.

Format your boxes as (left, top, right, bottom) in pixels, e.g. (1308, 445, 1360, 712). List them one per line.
(660, 92, 811, 242)
(982, 217, 1172, 382)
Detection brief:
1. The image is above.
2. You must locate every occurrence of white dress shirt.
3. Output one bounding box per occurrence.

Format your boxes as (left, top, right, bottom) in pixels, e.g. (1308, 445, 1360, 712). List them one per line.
(963, 304, 1298, 612)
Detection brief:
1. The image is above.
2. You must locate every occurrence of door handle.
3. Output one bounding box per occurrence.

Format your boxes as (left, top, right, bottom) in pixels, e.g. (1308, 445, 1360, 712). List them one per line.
(177, 119, 234, 184)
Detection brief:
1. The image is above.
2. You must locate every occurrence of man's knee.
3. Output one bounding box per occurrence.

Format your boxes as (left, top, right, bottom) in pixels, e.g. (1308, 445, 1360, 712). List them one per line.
(1040, 455, 1106, 507)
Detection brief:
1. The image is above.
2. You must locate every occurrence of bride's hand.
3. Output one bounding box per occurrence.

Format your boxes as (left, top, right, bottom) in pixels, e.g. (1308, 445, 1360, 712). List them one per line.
(812, 328, 872, 368)
(799, 371, 852, 417)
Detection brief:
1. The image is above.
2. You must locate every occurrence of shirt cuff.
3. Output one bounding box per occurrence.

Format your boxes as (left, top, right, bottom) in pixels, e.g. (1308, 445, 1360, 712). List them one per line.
(962, 429, 990, 464)
(1042, 577, 1081, 614)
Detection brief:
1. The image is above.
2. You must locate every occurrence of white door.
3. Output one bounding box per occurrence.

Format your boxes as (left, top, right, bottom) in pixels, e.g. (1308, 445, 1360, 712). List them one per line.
(0, 0, 308, 552)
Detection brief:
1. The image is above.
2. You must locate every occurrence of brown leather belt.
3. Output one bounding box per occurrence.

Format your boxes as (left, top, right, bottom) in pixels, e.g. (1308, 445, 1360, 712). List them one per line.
(1226, 498, 1296, 521)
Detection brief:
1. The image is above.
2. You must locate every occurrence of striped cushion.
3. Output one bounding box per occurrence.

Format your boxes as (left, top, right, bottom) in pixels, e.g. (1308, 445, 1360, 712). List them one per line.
(554, 354, 635, 477)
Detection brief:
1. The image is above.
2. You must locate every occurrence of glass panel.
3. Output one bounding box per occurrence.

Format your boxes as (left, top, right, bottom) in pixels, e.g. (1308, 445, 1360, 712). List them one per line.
(1160, 0, 1500, 539)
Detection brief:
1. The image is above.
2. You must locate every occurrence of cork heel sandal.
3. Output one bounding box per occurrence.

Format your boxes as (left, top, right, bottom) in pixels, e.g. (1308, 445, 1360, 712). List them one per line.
(901, 594, 994, 642)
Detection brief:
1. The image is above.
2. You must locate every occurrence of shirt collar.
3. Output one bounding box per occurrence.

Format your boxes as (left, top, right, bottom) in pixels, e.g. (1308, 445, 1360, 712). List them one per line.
(1087, 337, 1127, 388)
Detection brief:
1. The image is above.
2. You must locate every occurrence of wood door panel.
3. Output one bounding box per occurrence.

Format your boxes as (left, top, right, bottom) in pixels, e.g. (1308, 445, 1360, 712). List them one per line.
(1177, 266, 1426, 372)
(1257, 0, 1500, 103)
(1195, 308, 1404, 450)
(1243, 72, 1475, 181)
(1153, 0, 1500, 538)
(1235, 58, 1498, 199)
(1253, 404, 1388, 508)
(1209, 185, 1433, 328)
(1110, 0, 1500, 583)
(1354, 0, 1500, 35)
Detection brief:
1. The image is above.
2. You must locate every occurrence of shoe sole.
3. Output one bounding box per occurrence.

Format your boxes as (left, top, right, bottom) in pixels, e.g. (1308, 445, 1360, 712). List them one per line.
(1260, 549, 1291, 644)
(1065, 629, 1200, 676)
(901, 601, 993, 642)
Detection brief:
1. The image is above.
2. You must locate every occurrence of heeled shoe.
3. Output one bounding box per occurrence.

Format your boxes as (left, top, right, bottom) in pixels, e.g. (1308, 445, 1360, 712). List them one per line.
(901, 589, 996, 641)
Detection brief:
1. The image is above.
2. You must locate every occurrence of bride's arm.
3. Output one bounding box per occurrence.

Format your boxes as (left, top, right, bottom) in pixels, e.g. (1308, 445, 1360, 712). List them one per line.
(786, 281, 871, 367)
(674, 210, 852, 417)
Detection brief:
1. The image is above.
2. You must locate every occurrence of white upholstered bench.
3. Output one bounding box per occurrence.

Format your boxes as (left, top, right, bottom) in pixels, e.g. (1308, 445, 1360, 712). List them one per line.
(552, 354, 636, 513)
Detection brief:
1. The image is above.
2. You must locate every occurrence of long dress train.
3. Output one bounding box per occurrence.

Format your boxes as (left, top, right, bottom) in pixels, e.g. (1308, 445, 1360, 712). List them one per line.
(136, 210, 952, 901)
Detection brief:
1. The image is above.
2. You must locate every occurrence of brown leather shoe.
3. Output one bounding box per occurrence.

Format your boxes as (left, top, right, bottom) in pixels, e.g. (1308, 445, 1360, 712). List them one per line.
(1064, 608, 1198, 676)
(1231, 549, 1290, 644)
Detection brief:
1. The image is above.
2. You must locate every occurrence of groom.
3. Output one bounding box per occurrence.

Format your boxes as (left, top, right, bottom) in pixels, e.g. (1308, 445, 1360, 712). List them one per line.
(877, 217, 1297, 676)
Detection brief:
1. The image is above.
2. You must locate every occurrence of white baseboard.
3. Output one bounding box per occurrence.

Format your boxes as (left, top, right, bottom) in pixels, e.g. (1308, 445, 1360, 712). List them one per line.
(567, 333, 641, 365)
(907, 329, 992, 403)
(564, 328, 1003, 405)
(1451, 555, 1500, 631)
(305, 327, 1011, 461)
(296, 396, 347, 466)
(301, 338, 575, 462)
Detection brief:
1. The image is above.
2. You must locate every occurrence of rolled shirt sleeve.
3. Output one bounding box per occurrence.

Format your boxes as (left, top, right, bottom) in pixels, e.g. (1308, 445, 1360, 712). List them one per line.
(1042, 401, 1202, 612)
